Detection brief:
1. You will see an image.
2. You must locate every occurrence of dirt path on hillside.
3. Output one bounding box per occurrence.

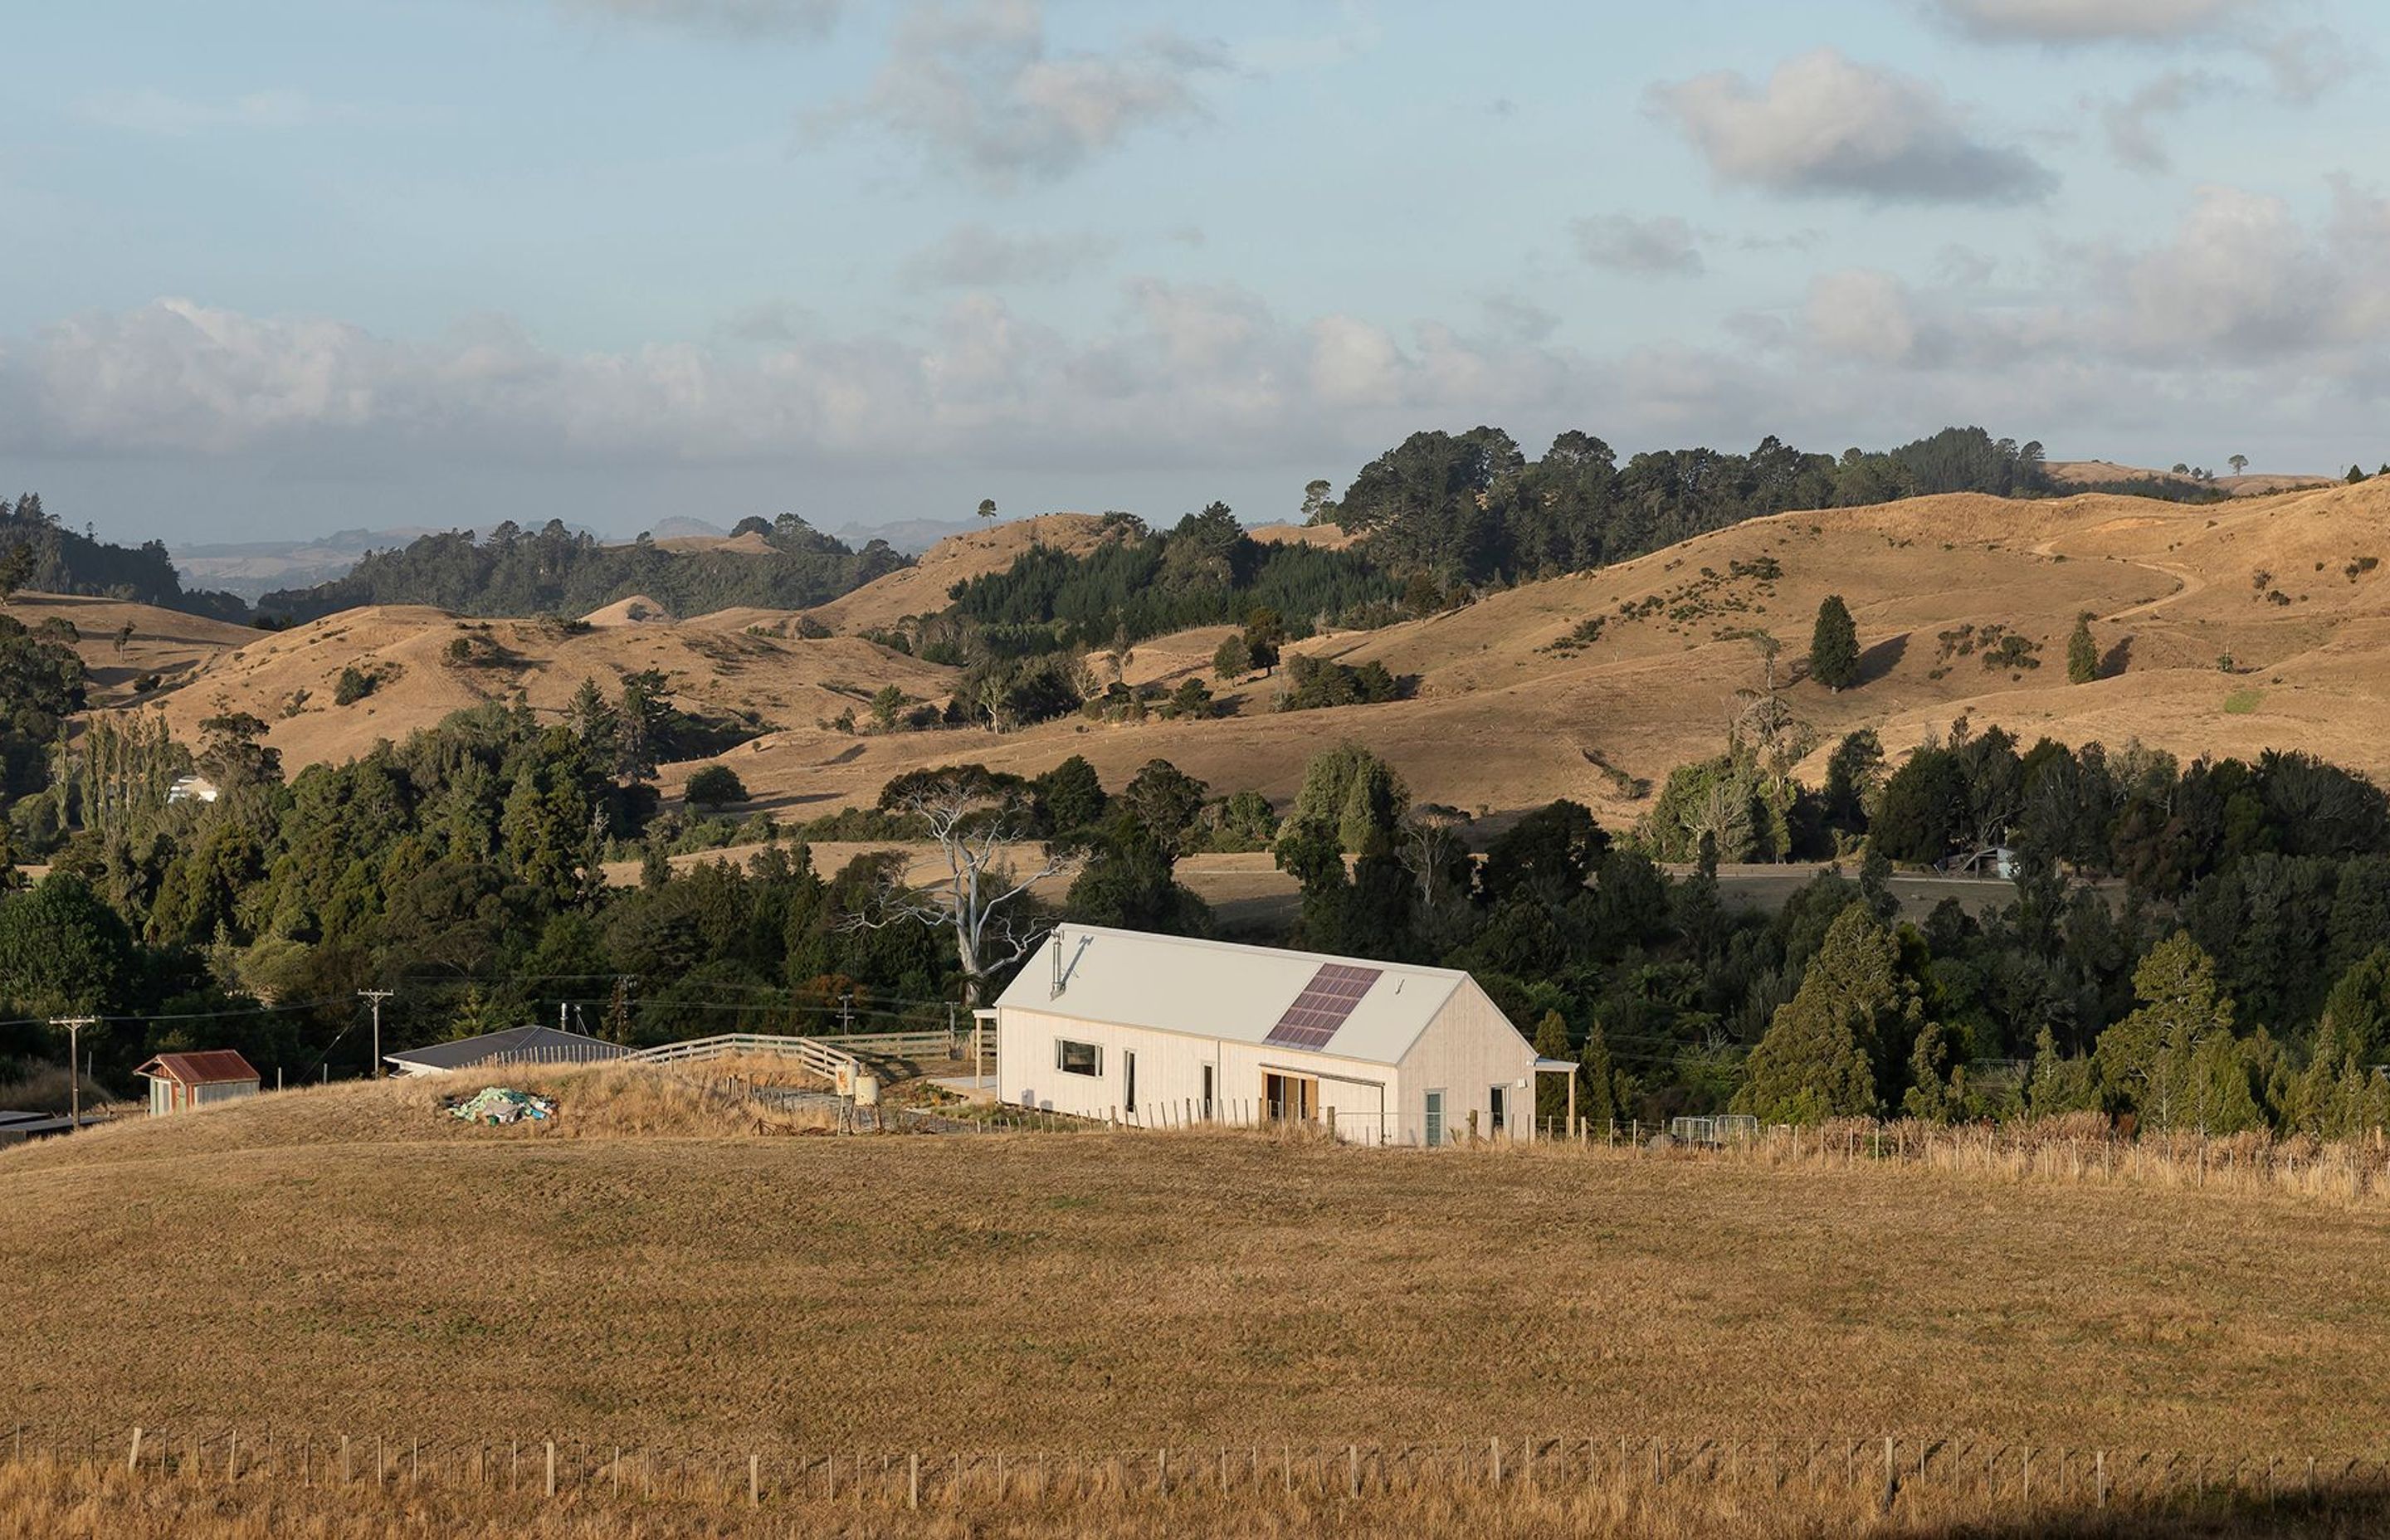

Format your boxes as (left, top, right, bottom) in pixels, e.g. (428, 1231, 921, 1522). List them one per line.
(2027, 534, 2206, 623)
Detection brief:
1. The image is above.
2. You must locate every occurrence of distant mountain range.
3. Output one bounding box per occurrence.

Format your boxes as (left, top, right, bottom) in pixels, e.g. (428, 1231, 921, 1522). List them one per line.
(172, 514, 979, 598)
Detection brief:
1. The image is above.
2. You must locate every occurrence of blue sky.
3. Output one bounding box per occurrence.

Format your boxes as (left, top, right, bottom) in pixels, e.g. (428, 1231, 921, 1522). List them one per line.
(2, 0, 2385, 543)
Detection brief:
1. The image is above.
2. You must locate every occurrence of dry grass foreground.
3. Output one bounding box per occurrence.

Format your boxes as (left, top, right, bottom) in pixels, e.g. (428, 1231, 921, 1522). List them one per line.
(7, 1070, 2390, 1469)
(8, 1446, 2390, 1539)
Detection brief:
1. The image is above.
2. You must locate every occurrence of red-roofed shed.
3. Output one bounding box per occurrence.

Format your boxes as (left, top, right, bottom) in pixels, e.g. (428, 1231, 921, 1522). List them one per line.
(134, 1051, 261, 1117)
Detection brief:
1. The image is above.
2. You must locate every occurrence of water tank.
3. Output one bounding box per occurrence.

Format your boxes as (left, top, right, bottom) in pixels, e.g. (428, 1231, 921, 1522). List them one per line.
(853, 1072, 880, 1108)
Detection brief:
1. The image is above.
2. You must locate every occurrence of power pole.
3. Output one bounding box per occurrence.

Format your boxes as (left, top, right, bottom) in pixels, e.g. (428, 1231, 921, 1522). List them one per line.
(358, 991, 394, 1079)
(50, 1017, 97, 1131)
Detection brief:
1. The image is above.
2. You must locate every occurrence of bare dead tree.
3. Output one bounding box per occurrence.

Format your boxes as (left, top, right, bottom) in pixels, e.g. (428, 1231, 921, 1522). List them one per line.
(846, 773, 1074, 1007)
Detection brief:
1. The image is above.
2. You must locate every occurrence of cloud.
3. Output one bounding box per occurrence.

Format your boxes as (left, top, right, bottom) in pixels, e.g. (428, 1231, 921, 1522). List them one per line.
(1648, 50, 2056, 205)
(2100, 70, 2227, 171)
(76, 89, 364, 136)
(551, 0, 841, 37)
(812, 0, 1225, 187)
(1927, 0, 2268, 43)
(2102, 182, 2388, 364)
(899, 224, 1110, 288)
(16, 183, 2390, 506)
(1479, 294, 1559, 344)
(1572, 214, 1705, 276)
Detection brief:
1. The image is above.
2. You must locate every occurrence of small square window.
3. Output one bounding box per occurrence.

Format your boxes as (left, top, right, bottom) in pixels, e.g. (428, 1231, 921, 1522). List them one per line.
(1056, 1040, 1102, 1077)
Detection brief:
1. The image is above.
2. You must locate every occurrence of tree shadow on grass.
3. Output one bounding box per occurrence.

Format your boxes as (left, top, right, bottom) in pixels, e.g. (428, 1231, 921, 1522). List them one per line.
(1856, 631, 1909, 687)
(2100, 635, 2134, 680)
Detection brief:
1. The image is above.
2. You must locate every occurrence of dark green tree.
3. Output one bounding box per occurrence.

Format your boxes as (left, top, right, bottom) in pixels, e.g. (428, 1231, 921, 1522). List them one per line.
(685, 764, 749, 811)
(1808, 595, 1860, 691)
(1734, 903, 1923, 1123)
(2066, 612, 2099, 684)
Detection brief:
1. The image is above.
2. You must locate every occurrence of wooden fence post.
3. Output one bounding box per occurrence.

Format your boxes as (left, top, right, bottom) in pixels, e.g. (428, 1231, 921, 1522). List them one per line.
(546, 1440, 556, 1499)
(749, 1453, 760, 1507)
(227, 1429, 237, 1483)
(1490, 1436, 1501, 1485)
(127, 1427, 143, 1474)
(341, 1435, 351, 1484)
(1881, 1437, 1896, 1511)
(2096, 1450, 2106, 1508)
(1349, 1444, 1359, 1499)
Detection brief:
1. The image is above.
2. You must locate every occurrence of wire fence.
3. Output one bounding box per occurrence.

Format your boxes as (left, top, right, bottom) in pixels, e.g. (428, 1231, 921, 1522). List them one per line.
(7, 1422, 2387, 1520)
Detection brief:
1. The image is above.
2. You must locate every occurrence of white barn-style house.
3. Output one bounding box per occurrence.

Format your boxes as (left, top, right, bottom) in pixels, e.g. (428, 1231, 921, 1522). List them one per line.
(985, 925, 1574, 1146)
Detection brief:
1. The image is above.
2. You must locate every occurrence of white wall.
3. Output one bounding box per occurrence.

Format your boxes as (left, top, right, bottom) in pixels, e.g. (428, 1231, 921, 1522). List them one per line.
(995, 982, 1538, 1148)
(1393, 982, 1539, 1146)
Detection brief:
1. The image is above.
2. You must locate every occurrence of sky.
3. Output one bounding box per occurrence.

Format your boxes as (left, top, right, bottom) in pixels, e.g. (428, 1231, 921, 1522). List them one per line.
(2, 0, 2386, 545)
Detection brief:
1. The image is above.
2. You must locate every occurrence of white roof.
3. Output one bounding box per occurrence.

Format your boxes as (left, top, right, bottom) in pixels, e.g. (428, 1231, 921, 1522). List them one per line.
(994, 924, 1491, 1067)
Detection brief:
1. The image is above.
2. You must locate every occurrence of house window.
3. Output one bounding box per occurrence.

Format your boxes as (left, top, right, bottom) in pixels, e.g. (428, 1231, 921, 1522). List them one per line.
(1489, 1084, 1508, 1133)
(1056, 1040, 1102, 1077)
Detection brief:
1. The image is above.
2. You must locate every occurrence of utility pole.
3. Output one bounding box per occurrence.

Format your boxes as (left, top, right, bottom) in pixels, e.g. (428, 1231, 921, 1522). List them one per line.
(358, 991, 394, 1079)
(838, 993, 853, 1034)
(51, 1017, 97, 1131)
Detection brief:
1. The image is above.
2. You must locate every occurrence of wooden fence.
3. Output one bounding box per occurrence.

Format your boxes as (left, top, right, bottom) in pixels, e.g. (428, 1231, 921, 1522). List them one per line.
(11, 1423, 2387, 1516)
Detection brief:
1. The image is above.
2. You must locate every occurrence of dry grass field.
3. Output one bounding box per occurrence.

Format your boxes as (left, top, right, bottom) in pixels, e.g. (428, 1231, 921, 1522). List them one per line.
(10, 1073, 2390, 1533)
(8, 1071, 2390, 1459)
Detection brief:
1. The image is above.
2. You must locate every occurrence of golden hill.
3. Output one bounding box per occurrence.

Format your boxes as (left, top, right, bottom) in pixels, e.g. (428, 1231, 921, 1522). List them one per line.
(699, 478, 2390, 825)
(0, 593, 255, 707)
(793, 512, 1114, 636)
(142, 605, 957, 775)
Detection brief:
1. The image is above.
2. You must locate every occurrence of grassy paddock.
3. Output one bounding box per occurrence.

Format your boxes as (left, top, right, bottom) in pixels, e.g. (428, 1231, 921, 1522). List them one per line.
(9, 1445, 2390, 1539)
(11, 1072, 2390, 1533)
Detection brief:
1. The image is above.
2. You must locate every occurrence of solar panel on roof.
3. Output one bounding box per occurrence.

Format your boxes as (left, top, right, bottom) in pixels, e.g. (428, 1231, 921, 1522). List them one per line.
(1261, 962, 1383, 1050)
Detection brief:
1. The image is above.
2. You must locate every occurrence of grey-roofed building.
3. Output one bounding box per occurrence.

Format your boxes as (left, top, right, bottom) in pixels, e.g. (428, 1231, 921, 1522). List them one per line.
(988, 924, 1573, 1147)
(383, 1025, 631, 1078)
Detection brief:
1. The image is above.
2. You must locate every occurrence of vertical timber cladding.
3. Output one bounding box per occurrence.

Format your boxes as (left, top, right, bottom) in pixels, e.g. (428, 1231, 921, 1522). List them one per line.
(991, 925, 1542, 1143)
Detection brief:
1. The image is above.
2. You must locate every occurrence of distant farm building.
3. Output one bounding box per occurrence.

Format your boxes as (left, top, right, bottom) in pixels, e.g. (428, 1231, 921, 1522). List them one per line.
(383, 1025, 631, 1078)
(988, 925, 1571, 1146)
(166, 773, 220, 806)
(135, 1050, 261, 1116)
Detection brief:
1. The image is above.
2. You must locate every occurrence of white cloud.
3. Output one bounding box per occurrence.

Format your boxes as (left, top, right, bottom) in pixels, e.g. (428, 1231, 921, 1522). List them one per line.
(900, 224, 1110, 288)
(1806, 270, 1927, 365)
(551, 0, 841, 37)
(77, 90, 364, 136)
(2102, 183, 2380, 363)
(14, 183, 2390, 501)
(1572, 214, 1705, 276)
(2100, 70, 2227, 171)
(1648, 50, 2056, 204)
(812, 0, 1225, 188)
(1928, 0, 2268, 43)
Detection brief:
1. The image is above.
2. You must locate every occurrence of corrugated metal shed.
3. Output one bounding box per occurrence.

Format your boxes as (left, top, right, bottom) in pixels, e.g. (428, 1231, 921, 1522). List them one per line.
(384, 1025, 630, 1075)
(995, 924, 1465, 1067)
(135, 1050, 260, 1086)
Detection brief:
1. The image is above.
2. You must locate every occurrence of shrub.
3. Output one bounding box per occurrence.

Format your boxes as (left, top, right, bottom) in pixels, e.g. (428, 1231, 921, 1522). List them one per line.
(334, 665, 377, 705)
(1276, 653, 1408, 712)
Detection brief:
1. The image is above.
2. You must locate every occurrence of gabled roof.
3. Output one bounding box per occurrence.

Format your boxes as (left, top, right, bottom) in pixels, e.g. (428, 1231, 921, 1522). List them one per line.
(384, 1025, 629, 1072)
(135, 1050, 260, 1085)
(993, 924, 1488, 1067)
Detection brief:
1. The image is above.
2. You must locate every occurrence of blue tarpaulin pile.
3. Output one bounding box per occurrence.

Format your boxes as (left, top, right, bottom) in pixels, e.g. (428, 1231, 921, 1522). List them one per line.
(446, 1087, 555, 1125)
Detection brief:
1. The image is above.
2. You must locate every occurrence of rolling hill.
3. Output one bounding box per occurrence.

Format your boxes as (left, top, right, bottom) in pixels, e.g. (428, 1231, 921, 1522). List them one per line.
(707, 476, 2390, 824)
(61, 476, 2390, 820)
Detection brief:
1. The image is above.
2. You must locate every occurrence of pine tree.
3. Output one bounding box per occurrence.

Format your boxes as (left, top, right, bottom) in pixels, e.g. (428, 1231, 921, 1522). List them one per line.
(1809, 595, 1860, 691)
(1734, 903, 1919, 1122)
(2066, 612, 2098, 684)
(1901, 1018, 1963, 1121)
(1580, 1012, 1621, 1130)
(1533, 1010, 1573, 1126)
